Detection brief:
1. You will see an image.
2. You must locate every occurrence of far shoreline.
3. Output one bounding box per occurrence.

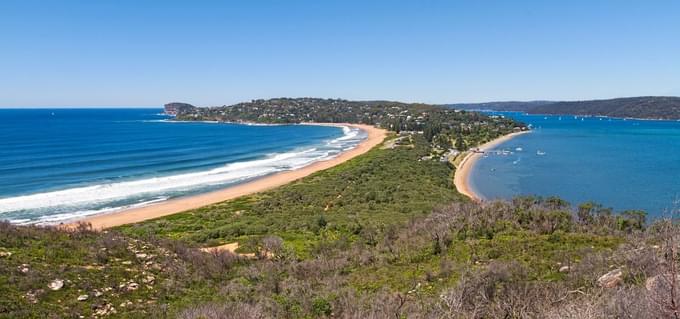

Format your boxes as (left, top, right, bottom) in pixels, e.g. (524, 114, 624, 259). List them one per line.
(453, 130, 531, 202)
(68, 123, 387, 229)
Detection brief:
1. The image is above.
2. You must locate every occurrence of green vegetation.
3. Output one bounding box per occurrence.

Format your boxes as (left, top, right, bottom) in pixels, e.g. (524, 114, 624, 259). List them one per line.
(1, 100, 677, 318)
(2, 133, 676, 318)
(121, 134, 462, 256)
(169, 97, 527, 153)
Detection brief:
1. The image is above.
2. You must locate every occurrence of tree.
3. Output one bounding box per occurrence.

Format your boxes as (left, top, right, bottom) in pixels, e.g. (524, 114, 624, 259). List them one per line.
(455, 133, 467, 151)
(618, 210, 647, 231)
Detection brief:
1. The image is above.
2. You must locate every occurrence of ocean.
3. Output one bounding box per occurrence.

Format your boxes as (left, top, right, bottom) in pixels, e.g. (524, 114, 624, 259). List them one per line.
(470, 112, 680, 217)
(0, 108, 365, 224)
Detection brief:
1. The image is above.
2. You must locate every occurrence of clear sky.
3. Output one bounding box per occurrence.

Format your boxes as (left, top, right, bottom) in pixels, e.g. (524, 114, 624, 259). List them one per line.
(1, 0, 679, 107)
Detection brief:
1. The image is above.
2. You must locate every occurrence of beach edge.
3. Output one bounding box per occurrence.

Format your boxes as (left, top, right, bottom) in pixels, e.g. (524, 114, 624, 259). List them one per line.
(453, 131, 530, 202)
(70, 123, 387, 229)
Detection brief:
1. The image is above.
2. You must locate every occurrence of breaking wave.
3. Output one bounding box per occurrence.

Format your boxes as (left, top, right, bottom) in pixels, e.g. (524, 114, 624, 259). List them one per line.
(0, 125, 366, 224)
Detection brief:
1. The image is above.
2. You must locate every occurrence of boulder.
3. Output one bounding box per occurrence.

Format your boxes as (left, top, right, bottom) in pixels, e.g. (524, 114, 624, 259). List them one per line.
(646, 274, 680, 294)
(559, 265, 570, 273)
(597, 269, 623, 288)
(94, 303, 116, 316)
(77, 294, 88, 301)
(48, 279, 64, 291)
(127, 282, 139, 291)
(18, 264, 30, 274)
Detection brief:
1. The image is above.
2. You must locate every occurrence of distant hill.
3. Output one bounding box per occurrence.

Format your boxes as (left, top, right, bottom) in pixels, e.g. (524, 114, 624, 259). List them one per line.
(449, 96, 680, 120)
(448, 101, 554, 112)
(528, 96, 680, 119)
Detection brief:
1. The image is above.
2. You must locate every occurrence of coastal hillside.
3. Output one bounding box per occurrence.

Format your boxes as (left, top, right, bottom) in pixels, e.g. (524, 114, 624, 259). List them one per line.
(1, 136, 675, 317)
(166, 97, 528, 158)
(1, 99, 675, 318)
(450, 96, 680, 120)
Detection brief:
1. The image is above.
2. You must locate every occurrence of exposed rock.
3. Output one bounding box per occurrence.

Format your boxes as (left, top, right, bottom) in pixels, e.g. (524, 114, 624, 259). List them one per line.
(646, 274, 680, 293)
(135, 253, 148, 260)
(93, 290, 103, 297)
(127, 282, 139, 291)
(559, 265, 570, 273)
(77, 294, 89, 301)
(94, 303, 116, 316)
(18, 264, 30, 274)
(597, 269, 623, 288)
(0, 250, 12, 258)
(48, 279, 64, 291)
(24, 290, 42, 304)
(142, 275, 155, 284)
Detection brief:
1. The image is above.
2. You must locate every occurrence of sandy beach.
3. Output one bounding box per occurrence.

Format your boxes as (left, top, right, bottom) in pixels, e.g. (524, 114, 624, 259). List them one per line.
(453, 131, 530, 201)
(73, 123, 387, 229)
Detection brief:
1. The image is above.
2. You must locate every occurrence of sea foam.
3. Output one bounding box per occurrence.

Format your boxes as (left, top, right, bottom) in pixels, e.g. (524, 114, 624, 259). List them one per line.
(0, 124, 365, 224)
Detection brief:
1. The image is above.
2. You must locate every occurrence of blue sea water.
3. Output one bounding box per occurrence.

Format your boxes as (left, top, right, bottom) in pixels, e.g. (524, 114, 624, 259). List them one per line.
(470, 112, 680, 217)
(0, 108, 364, 224)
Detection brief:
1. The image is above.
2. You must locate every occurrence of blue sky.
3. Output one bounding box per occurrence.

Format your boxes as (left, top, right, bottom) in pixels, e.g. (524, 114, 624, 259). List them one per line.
(1, 0, 679, 107)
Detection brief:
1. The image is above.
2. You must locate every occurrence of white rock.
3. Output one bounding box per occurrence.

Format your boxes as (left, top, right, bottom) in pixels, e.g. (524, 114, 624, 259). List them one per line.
(19, 264, 30, 273)
(94, 303, 116, 316)
(127, 282, 139, 291)
(0, 251, 12, 258)
(77, 294, 88, 301)
(597, 269, 623, 288)
(559, 265, 570, 273)
(48, 279, 64, 291)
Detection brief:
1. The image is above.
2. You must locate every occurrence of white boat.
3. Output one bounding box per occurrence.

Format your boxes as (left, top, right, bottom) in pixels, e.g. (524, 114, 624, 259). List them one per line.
(536, 150, 546, 156)
(515, 147, 523, 152)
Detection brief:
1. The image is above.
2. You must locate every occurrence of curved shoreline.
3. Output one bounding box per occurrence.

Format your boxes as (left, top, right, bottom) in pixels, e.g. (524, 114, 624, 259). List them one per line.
(70, 123, 387, 229)
(453, 131, 530, 202)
